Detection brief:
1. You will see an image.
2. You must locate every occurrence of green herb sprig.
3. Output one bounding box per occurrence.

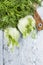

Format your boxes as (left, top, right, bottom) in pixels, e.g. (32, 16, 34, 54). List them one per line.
(0, 0, 41, 29)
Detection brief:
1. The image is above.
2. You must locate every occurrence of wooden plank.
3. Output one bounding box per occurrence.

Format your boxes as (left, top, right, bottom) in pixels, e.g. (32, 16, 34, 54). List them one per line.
(0, 30, 3, 65)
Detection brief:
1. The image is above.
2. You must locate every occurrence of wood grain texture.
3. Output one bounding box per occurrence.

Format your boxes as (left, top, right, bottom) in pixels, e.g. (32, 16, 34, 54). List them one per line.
(34, 10, 43, 31)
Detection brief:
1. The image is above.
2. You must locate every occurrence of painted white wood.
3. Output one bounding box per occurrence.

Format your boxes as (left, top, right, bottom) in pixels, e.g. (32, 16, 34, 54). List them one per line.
(4, 30, 43, 65)
(0, 30, 3, 65)
(37, 7, 43, 20)
(0, 29, 43, 65)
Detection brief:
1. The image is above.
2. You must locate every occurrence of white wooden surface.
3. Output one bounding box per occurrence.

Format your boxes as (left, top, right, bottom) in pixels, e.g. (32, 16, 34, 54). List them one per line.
(0, 30, 43, 65)
(0, 30, 3, 65)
